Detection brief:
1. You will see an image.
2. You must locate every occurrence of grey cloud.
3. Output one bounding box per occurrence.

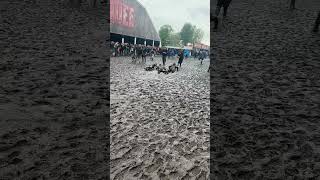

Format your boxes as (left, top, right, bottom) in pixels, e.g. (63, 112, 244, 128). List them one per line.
(138, 0, 210, 45)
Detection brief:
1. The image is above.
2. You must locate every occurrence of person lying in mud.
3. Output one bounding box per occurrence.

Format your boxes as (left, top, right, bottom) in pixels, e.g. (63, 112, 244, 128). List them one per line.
(168, 63, 179, 73)
(212, 0, 233, 29)
(145, 64, 158, 71)
(157, 65, 169, 74)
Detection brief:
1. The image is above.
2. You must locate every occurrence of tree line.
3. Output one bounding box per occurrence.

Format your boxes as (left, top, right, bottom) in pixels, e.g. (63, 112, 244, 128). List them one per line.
(159, 23, 205, 47)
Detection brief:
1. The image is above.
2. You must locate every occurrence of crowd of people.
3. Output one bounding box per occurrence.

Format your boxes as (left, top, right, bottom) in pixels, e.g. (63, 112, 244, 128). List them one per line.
(111, 41, 160, 57)
(111, 41, 209, 72)
(111, 41, 208, 61)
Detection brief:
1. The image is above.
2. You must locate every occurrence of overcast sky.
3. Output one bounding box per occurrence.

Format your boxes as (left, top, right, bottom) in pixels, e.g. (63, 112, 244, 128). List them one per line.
(137, 0, 210, 45)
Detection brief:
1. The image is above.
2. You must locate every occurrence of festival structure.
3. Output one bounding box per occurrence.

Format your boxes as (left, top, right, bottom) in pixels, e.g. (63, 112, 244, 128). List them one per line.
(110, 0, 161, 47)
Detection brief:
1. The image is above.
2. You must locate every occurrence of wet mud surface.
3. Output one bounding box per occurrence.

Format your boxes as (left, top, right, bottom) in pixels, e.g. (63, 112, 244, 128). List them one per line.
(211, 0, 320, 179)
(111, 57, 210, 179)
(1, 1, 109, 179)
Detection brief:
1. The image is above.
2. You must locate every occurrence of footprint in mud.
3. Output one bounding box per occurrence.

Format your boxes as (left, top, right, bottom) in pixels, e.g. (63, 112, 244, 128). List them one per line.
(174, 143, 185, 155)
(196, 171, 208, 180)
(169, 170, 184, 179)
(0, 139, 29, 153)
(7, 151, 21, 159)
(128, 163, 144, 177)
(113, 167, 130, 180)
(146, 157, 163, 174)
(188, 166, 202, 177)
(10, 157, 23, 165)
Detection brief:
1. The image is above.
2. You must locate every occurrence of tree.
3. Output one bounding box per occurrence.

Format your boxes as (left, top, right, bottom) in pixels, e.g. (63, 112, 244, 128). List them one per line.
(180, 23, 194, 45)
(160, 23, 204, 47)
(169, 33, 181, 47)
(159, 25, 174, 46)
(192, 26, 204, 46)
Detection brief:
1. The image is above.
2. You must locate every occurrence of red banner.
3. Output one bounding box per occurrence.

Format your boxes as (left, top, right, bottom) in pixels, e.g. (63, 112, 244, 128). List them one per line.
(110, 0, 135, 28)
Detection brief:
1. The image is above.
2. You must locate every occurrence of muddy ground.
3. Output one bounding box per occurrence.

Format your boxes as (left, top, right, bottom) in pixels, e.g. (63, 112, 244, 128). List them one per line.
(210, 0, 320, 179)
(0, 0, 109, 179)
(110, 56, 210, 179)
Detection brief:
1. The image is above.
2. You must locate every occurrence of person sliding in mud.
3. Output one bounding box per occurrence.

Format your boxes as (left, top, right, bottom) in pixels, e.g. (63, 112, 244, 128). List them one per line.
(313, 11, 320, 33)
(145, 64, 158, 71)
(177, 50, 184, 68)
(161, 48, 168, 66)
(168, 63, 179, 73)
(213, 0, 233, 30)
(157, 64, 169, 74)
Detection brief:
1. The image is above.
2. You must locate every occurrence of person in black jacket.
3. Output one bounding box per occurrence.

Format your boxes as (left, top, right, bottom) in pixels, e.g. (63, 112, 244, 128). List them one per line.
(213, 0, 233, 29)
(161, 48, 168, 66)
(290, 0, 296, 10)
(199, 51, 205, 65)
(136, 45, 143, 62)
(313, 11, 320, 33)
(142, 47, 148, 64)
(177, 50, 184, 68)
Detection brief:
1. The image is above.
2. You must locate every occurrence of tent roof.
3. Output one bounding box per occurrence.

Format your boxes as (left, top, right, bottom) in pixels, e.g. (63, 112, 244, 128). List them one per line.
(110, 0, 161, 41)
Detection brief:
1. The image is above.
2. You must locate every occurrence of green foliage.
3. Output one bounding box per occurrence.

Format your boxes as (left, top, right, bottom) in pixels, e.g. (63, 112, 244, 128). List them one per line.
(169, 33, 181, 47)
(192, 26, 204, 45)
(180, 23, 194, 45)
(159, 25, 174, 46)
(159, 23, 204, 47)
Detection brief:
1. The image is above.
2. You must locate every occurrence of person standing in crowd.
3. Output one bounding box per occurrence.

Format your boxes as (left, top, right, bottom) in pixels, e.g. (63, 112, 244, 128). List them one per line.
(131, 45, 137, 62)
(150, 48, 155, 61)
(142, 46, 148, 64)
(114, 42, 119, 57)
(137, 45, 143, 62)
(130, 45, 134, 57)
(111, 41, 115, 57)
(178, 49, 184, 68)
(199, 51, 205, 65)
(313, 10, 320, 33)
(290, 0, 296, 10)
(161, 48, 168, 66)
(213, 0, 233, 29)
